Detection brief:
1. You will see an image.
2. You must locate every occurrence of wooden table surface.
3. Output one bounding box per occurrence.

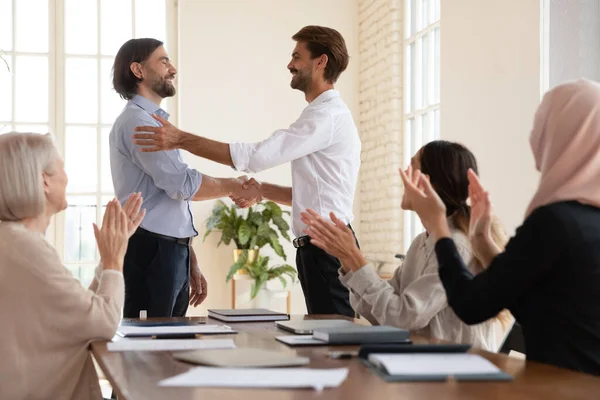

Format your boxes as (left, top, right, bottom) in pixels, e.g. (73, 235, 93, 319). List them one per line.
(91, 315, 600, 400)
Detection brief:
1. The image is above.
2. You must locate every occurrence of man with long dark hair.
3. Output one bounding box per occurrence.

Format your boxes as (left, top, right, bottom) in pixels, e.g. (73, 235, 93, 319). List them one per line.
(109, 38, 258, 317)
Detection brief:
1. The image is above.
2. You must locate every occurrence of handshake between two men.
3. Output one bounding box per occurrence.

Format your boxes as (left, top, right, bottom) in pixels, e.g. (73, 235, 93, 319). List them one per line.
(231, 177, 262, 208)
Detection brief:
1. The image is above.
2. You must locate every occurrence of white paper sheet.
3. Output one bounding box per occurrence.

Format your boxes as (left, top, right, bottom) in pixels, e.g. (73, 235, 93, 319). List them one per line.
(368, 353, 502, 376)
(107, 338, 236, 352)
(116, 324, 235, 337)
(159, 367, 349, 391)
(275, 335, 326, 346)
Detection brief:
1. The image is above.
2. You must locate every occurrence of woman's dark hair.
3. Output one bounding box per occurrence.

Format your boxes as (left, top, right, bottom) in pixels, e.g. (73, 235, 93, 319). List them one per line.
(112, 38, 163, 100)
(420, 140, 512, 328)
(420, 140, 478, 230)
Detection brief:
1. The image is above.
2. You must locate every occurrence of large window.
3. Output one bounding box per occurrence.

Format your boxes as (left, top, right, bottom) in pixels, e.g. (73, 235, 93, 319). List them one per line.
(403, 0, 440, 250)
(1, 0, 175, 286)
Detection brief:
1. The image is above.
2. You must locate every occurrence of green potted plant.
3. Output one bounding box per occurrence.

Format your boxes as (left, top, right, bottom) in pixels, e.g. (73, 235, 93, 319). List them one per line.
(204, 200, 292, 272)
(226, 253, 297, 300)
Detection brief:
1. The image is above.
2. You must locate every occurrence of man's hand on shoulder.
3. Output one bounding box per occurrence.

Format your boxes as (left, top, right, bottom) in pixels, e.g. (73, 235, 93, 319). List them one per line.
(132, 114, 183, 152)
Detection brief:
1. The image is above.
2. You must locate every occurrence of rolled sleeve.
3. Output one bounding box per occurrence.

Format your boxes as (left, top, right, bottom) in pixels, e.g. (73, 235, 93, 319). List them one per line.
(126, 116, 203, 200)
(229, 142, 256, 172)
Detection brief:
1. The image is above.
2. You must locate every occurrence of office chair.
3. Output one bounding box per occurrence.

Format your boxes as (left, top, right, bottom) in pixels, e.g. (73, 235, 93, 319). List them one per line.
(499, 321, 526, 355)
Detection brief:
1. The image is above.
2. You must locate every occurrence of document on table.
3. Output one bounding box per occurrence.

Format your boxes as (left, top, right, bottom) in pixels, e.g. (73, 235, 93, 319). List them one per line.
(159, 367, 349, 391)
(275, 335, 327, 346)
(107, 338, 236, 352)
(369, 353, 503, 376)
(116, 324, 236, 337)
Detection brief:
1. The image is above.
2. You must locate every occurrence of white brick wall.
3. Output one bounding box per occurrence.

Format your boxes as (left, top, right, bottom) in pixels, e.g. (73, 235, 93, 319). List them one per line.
(358, 0, 405, 267)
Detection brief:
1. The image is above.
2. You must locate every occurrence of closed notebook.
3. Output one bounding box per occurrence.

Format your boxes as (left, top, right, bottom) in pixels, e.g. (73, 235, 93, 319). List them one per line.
(208, 308, 290, 322)
(173, 348, 310, 368)
(367, 353, 513, 382)
(312, 325, 410, 345)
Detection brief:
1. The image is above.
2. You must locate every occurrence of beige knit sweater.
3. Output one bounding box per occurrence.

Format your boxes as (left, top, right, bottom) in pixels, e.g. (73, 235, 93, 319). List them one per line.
(340, 225, 500, 351)
(0, 222, 124, 400)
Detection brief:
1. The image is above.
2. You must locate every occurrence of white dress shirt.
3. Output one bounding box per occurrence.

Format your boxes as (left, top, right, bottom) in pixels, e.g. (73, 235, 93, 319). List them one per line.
(229, 89, 361, 237)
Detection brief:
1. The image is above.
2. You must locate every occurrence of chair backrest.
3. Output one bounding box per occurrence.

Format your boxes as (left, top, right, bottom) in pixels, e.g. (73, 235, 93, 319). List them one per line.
(498, 321, 526, 354)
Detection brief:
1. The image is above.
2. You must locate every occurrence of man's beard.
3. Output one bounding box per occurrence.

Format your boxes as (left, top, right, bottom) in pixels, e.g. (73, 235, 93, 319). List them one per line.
(290, 69, 311, 92)
(152, 76, 176, 98)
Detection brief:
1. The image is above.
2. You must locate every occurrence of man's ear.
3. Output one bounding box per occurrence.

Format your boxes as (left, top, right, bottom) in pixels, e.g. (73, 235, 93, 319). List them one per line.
(316, 54, 329, 71)
(130, 62, 144, 80)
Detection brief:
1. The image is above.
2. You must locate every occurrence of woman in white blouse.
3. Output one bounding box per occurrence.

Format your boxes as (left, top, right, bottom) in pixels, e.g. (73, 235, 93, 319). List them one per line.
(301, 140, 510, 351)
(0, 132, 145, 400)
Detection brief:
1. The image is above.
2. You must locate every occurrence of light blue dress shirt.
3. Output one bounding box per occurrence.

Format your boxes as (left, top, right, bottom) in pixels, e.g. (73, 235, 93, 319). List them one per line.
(109, 95, 202, 238)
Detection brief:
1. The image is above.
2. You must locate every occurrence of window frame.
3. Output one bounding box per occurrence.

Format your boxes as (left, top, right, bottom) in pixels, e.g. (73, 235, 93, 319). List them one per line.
(2, 0, 178, 283)
(403, 0, 440, 251)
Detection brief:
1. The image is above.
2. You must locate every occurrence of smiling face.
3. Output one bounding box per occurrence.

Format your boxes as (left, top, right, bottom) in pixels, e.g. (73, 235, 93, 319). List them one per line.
(135, 45, 177, 99)
(287, 41, 316, 93)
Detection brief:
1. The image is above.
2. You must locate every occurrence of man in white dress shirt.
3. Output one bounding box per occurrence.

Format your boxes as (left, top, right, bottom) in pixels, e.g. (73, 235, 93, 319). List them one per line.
(132, 26, 361, 317)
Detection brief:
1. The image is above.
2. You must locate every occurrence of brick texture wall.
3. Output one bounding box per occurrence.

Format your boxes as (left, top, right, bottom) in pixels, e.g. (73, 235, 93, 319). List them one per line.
(358, 0, 405, 269)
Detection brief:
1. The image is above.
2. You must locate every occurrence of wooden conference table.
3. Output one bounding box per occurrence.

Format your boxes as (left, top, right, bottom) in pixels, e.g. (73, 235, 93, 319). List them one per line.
(91, 315, 600, 400)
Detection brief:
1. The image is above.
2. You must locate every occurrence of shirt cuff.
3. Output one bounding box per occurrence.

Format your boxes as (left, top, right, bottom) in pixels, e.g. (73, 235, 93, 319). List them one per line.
(229, 142, 250, 172)
(102, 270, 124, 277)
(339, 264, 379, 296)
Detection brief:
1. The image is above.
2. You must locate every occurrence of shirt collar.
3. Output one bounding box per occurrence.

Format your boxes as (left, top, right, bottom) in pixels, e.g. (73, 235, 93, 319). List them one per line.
(130, 94, 170, 120)
(309, 89, 339, 107)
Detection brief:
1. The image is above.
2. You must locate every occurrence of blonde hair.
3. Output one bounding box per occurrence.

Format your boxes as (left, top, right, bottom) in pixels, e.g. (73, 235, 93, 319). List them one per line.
(0, 132, 59, 221)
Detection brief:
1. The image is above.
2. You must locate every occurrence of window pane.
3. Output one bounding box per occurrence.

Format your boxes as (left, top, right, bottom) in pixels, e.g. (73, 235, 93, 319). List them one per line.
(101, 58, 125, 123)
(434, 27, 440, 104)
(65, 0, 98, 55)
(420, 34, 429, 108)
(404, 119, 412, 167)
(66, 126, 97, 192)
(406, 43, 416, 113)
(0, 55, 11, 121)
(434, 0, 440, 21)
(0, 0, 12, 51)
(0, 124, 12, 134)
(135, 0, 166, 41)
(101, 127, 113, 192)
(101, 0, 132, 55)
(434, 108, 440, 139)
(15, 56, 48, 122)
(64, 196, 97, 262)
(409, 0, 418, 37)
(15, 0, 48, 52)
(420, 0, 429, 30)
(14, 124, 49, 134)
(404, 0, 412, 39)
(65, 58, 98, 123)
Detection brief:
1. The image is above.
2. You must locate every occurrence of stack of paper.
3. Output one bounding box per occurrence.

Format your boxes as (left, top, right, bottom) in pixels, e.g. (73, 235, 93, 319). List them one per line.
(116, 324, 236, 338)
(159, 367, 349, 391)
(107, 338, 236, 352)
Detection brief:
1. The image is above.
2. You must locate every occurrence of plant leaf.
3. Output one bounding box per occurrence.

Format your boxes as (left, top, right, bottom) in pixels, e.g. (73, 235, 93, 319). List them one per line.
(269, 233, 285, 260)
(272, 215, 291, 241)
(238, 222, 251, 246)
(226, 252, 247, 282)
(277, 276, 288, 289)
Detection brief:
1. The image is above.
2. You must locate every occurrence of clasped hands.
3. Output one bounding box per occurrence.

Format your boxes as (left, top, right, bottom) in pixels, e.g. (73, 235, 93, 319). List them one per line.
(230, 176, 263, 208)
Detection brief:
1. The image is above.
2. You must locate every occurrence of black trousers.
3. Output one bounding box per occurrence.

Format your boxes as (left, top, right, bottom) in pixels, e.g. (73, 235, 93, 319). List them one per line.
(295, 229, 358, 318)
(122, 229, 190, 318)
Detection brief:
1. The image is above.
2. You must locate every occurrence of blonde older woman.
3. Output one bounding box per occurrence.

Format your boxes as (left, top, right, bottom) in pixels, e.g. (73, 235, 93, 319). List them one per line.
(0, 132, 145, 399)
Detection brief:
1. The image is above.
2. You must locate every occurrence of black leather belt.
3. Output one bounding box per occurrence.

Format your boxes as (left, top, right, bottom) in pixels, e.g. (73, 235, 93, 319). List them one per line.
(294, 224, 355, 249)
(293, 235, 311, 248)
(136, 227, 191, 246)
